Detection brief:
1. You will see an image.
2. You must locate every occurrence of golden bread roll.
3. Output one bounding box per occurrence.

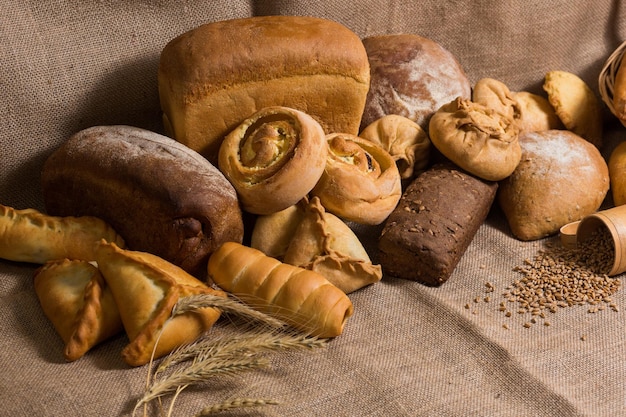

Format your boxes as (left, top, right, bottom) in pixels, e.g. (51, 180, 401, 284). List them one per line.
(608, 141, 626, 206)
(513, 91, 564, 133)
(310, 133, 402, 225)
(360, 33, 471, 132)
(543, 70, 603, 148)
(472, 78, 521, 123)
(282, 197, 382, 294)
(41, 125, 243, 276)
(613, 53, 626, 126)
(158, 16, 370, 163)
(207, 242, 353, 338)
(218, 106, 328, 215)
(95, 240, 225, 367)
(0, 204, 124, 264)
(250, 203, 306, 260)
(472, 78, 563, 134)
(359, 114, 431, 179)
(429, 97, 521, 181)
(34, 259, 123, 361)
(498, 130, 609, 241)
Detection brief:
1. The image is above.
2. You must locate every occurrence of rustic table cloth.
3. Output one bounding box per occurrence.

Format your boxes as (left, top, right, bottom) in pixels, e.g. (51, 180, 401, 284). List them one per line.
(1, 1, 625, 416)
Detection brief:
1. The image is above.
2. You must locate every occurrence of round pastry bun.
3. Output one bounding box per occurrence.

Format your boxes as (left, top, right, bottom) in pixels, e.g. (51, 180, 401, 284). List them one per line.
(218, 106, 328, 215)
(311, 133, 402, 225)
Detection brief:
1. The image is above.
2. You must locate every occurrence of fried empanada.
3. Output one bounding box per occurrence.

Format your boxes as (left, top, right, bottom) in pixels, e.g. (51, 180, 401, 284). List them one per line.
(33, 259, 123, 361)
(0, 204, 125, 263)
(95, 241, 225, 367)
(283, 197, 382, 294)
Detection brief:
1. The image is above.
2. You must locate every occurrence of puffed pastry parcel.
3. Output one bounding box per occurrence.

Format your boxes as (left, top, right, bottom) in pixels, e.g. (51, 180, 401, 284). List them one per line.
(34, 259, 123, 361)
(252, 197, 382, 294)
(0, 203, 125, 264)
(95, 240, 226, 367)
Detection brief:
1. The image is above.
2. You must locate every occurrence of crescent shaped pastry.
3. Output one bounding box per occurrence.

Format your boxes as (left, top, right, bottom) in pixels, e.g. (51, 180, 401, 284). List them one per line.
(207, 242, 353, 338)
(95, 241, 225, 367)
(310, 133, 402, 225)
(283, 197, 382, 294)
(359, 114, 431, 179)
(0, 204, 125, 264)
(218, 106, 328, 215)
(33, 259, 123, 361)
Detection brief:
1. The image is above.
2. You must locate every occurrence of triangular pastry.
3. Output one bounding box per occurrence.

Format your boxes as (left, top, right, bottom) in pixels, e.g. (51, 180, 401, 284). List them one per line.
(33, 259, 123, 361)
(0, 203, 125, 264)
(95, 240, 225, 367)
(283, 197, 382, 294)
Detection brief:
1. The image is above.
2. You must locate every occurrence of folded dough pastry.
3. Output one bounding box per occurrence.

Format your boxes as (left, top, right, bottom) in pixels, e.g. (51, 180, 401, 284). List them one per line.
(208, 242, 353, 338)
(359, 114, 431, 179)
(282, 197, 382, 294)
(472, 78, 563, 134)
(543, 70, 603, 148)
(513, 91, 564, 133)
(95, 241, 225, 366)
(218, 106, 328, 215)
(472, 78, 521, 123)
(0, 204, 125, 264)
(33, 259, 123, 361)
(311, 133, 402, 225)
(429, 97, 521, 181)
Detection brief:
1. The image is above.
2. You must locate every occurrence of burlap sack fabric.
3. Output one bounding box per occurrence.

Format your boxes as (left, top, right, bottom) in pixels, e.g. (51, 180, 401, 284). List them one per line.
(1, 1, 625, 416)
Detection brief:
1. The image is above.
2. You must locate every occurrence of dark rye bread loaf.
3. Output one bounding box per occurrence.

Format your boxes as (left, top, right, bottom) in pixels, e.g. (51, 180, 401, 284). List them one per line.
(41, 125, 244, 276)
(378, 163, 497, 286)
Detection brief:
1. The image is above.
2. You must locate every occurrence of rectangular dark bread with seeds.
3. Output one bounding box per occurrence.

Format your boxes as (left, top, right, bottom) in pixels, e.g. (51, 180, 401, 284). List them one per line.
(377, 163, 497, 286)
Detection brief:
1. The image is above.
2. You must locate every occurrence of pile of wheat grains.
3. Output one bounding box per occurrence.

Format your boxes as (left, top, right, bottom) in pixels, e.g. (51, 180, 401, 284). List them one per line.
(469, 226, 622, 330)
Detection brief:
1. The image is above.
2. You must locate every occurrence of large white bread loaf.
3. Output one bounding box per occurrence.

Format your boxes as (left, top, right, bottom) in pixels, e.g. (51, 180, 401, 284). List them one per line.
(158, 16, 371, 163)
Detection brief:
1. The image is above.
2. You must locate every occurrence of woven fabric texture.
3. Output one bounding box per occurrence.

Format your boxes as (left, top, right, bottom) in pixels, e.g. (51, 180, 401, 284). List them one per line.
(1, 1, 625, 416)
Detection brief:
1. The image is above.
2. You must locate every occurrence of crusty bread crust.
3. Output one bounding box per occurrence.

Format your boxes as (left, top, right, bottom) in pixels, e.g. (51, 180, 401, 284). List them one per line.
(41, 125, 244, 276)
(158, 16, 370, 163)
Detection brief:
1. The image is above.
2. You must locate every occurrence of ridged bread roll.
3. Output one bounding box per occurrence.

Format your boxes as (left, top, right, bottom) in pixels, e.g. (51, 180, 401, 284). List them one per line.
(218, 106, 328, 215)
(158, 16, 370, 163)
(207, 242, 353, 338)
(41, 125, 244, 276)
